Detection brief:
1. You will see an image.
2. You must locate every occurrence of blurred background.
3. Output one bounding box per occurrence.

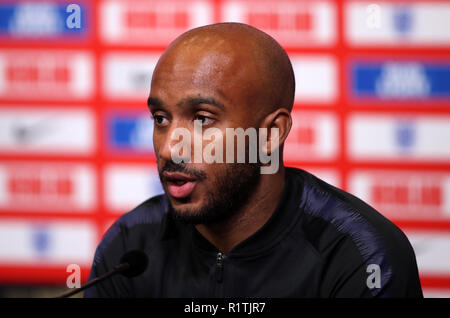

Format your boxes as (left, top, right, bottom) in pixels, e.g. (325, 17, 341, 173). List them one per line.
(0, 0, 449, 298)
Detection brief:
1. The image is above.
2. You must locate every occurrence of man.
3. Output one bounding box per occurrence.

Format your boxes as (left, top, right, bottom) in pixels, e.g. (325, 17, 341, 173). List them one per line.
(85, 23, 422, 297)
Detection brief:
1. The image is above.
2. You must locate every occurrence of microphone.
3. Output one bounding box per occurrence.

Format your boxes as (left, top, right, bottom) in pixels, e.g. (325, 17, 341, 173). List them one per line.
(56, 250, 148, 298)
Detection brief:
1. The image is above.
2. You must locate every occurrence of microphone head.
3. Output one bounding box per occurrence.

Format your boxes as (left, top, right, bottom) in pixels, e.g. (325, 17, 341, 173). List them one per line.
(119, 250, 149, 278)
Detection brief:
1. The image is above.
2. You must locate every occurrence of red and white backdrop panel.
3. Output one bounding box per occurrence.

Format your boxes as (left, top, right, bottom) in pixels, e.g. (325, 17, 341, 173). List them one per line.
(0, 0, 449, 297)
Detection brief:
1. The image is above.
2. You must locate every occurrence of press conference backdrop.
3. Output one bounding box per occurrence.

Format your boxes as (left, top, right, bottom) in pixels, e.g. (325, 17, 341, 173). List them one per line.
(0, 0, 449, 297)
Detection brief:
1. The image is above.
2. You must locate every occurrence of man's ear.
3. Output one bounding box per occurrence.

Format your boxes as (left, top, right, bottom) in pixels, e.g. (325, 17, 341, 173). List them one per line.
(260, 108, 292, 155)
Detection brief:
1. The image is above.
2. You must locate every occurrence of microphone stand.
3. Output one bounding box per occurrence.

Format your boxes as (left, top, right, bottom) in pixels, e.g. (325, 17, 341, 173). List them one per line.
(56, 263, 130, 298)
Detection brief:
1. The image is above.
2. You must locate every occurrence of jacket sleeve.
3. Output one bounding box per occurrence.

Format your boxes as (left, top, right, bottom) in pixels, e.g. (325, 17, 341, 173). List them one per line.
(320, 229, 423, 298)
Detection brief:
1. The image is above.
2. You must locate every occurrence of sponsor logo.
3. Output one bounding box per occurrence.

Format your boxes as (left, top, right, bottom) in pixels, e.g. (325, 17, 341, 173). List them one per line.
(0, 2, 88, 39)
(349, 170, 450, 220)
(0, 107, 94, 155)
(0, 162, 96, 212)
(221, 0, 336, 47)
(0, 219, 96, 265)
(100, 0, 213, 45)
(107, 112, 154, 154)
(102, 53, 160, 100)
(0, 50, 93, 100)
(104, 164, 163, 213)
(395, 120, 416, 152)
(346, 2, 450, 46)
(285, 111, 338, 162)
(376, 63, 430, 98)
(31, 225, 51, 258)
(290, 55, 337, 103)
(351, 61, 450, 100)
(348, 114, 450, 161)
(392, 5, 413, 37)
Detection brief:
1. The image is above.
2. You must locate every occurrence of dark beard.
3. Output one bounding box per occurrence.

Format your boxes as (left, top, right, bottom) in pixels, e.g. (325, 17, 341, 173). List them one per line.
(159, 161, 261, 225)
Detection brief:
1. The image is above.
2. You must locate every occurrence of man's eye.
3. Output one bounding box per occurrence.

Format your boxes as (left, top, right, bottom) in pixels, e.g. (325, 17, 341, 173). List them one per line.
(195, 115, 214, 126)
(152, 115, 168, 126)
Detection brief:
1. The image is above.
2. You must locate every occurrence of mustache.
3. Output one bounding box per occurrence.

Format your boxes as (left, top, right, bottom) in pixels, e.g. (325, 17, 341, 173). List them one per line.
(159, 161, 207, 182)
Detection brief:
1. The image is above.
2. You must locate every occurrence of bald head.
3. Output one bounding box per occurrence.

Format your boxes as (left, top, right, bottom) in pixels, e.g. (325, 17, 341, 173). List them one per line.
(153, 22, 295, 116)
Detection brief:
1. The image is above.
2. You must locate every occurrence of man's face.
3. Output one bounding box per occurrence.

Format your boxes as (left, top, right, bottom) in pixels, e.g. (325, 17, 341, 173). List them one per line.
(148, 47, 262, 224)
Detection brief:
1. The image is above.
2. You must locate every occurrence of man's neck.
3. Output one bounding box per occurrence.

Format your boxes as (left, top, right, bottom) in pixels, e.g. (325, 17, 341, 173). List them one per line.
(195, 166, 286, 253)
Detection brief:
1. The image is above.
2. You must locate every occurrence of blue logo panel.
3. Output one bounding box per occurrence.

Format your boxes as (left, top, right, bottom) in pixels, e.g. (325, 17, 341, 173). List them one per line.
(351, 61, 450, 100)
(108, 113, 155, 155)
(0, 2, 88, 39)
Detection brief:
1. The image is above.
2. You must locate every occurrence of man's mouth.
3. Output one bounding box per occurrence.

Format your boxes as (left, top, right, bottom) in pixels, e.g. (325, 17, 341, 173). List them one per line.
(163, 171, 198, 199)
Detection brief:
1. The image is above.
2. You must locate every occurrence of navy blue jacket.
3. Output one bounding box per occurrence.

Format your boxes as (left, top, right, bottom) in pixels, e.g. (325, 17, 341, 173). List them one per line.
(85, 167, 423, 297)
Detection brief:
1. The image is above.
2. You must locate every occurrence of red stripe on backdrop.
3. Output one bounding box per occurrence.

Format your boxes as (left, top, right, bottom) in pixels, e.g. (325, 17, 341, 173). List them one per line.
(420, 275, 450, 289)
(395, 221, 450, 232)
(92, 0, 109, 243)
(0, 265, 91, 286)
(336, 0, 351, 191)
